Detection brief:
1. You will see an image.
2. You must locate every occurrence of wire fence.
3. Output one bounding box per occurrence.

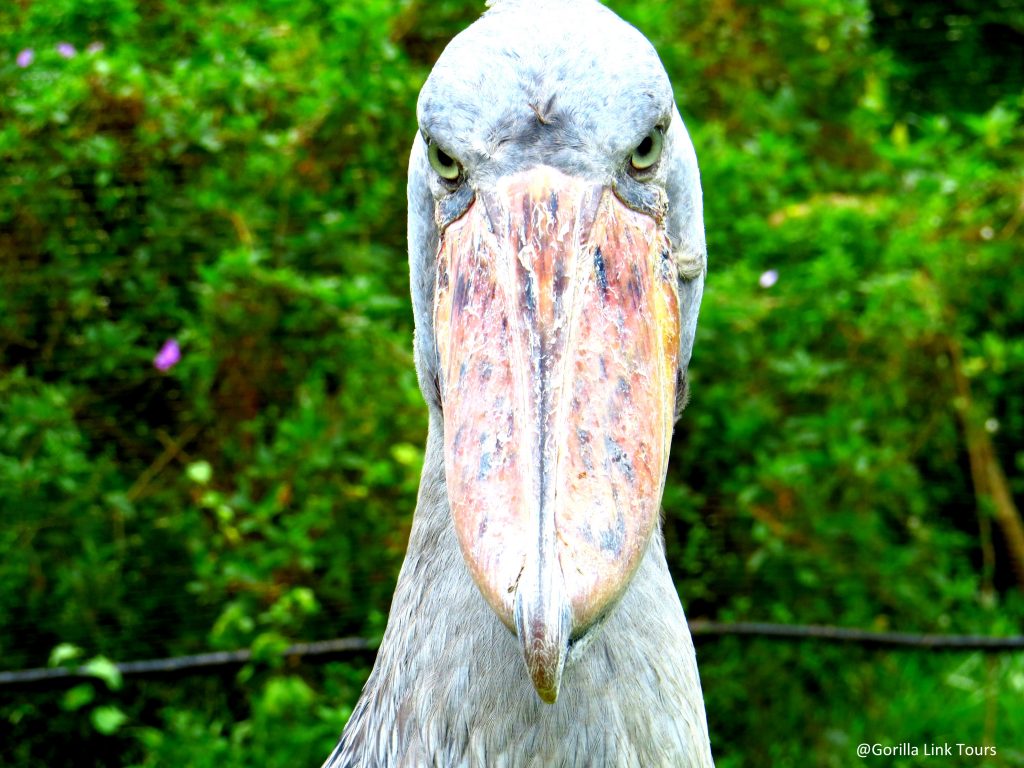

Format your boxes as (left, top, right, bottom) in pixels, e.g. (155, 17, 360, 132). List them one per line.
(3, 622, 1023, 689)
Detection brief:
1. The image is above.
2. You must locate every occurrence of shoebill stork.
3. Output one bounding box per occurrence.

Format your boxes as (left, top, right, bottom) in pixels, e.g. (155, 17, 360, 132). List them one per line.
(324, 0, 711, 765)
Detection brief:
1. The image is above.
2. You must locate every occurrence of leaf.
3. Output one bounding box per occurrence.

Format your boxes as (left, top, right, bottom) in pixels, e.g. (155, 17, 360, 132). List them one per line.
(61, 684, 95, 712)
(49, 643, 83, 667)
(91, 706, 128, 735)
(186, 460, 213, 485)
(82, 657, 123, 691)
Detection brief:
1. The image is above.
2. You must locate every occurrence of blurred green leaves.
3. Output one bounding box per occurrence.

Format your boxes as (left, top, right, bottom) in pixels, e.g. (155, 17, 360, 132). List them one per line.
(2, 0, 1023, 765)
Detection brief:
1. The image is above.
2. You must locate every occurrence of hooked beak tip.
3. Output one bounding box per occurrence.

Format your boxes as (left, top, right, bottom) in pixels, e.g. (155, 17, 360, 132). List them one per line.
(513, 573, 572, 704)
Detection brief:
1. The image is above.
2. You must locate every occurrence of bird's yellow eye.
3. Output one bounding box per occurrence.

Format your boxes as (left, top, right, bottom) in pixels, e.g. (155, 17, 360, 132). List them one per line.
(630, 127, 664, 172)
(428, 140, 462, 181)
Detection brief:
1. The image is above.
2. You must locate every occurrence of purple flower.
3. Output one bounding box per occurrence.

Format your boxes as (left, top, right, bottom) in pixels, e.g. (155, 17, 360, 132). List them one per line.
(56, 42, 76, 58)
(16, 48, 34, 67)
(153, 339, 181, 371)
(759, 269, 779, 289)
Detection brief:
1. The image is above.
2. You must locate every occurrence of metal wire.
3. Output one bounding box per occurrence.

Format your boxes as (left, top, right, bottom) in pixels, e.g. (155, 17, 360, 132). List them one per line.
(0, 637, 375, 687)
(687, 621, 1024, 650)
(2, 624, 1023, 690)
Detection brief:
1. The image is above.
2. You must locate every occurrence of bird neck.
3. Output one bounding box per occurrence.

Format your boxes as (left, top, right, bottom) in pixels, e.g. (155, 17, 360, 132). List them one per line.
(328, 414, 715, 767)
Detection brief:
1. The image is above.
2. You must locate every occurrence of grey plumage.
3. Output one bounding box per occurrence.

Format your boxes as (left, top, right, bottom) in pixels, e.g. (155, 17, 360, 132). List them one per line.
(324, 1, 712, 765)
(325, 420, 712, 767)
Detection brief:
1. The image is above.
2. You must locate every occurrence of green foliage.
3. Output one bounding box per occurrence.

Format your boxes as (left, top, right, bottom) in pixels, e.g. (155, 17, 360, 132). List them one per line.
(2, 0, 1023, 765)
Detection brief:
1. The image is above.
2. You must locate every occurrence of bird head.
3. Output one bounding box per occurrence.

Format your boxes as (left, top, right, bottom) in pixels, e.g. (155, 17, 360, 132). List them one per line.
(407, 0, 705, 704)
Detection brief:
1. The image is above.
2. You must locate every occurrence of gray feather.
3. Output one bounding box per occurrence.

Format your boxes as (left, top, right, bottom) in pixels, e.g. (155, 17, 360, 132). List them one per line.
(325, 419, 713, 767)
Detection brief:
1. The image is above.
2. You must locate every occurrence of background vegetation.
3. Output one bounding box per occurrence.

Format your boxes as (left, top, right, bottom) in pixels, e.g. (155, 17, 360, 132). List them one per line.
(2, 0, 1023, 765)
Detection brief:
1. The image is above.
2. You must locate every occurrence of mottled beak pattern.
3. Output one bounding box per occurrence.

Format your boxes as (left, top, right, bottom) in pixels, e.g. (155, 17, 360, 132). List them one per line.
(434, 166, 680, 702)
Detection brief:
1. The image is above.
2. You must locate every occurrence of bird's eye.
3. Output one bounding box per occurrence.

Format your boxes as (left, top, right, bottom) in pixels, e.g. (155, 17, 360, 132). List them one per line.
(630, 127, 664, 172)
(428, 140, 462, 181)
